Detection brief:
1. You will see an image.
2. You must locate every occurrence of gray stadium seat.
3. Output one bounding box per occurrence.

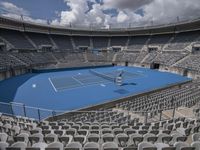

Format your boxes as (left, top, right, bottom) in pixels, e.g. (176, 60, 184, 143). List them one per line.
(102, 142, 118, 150)
(45, 142, 63, 150)
(6, 142, 27, 150)
(0, 142, 9, 150)
(174, 142, 194, 150)
(84, 142, 100, 150)
(0, 133, 8, 142)
(191, 141, 200, 150)
(65, 142, 82, 150)
(26, 142, 48, 150)
(138, 142, 157, 150)
(192, 133, 200, 142)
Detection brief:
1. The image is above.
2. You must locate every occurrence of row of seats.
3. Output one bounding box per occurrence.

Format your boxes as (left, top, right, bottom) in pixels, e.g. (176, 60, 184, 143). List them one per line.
(1, 113, 200, 150)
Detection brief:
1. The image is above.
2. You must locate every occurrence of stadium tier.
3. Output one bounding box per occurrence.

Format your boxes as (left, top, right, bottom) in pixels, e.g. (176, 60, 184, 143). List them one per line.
(0, 15, 200, 150)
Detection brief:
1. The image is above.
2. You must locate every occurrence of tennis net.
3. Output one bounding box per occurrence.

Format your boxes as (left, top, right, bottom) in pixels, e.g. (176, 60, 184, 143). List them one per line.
(89, 69, 115, 82)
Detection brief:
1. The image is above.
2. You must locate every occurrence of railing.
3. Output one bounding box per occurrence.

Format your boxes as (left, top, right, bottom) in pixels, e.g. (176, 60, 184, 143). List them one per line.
(0, 101, 197, 123)
(0, 9, 200, 30)
(0, 102, 64, 121)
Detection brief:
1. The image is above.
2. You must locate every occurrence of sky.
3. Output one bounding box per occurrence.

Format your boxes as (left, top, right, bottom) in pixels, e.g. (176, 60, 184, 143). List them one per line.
(0, 0, 200, 28)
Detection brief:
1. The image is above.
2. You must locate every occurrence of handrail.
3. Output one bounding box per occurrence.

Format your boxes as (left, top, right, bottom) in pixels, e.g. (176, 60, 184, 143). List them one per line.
(0, 101, 197, 124)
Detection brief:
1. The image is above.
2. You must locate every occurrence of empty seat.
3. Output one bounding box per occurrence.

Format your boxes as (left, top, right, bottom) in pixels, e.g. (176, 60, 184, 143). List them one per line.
(157, 134, 172, 144)
(30, 128, 42, 134)
(66, 129, 76, 136)
(116, 133, 129, 147)
(138, 142, 157, 150)
(45, 142, 63, 150)
(102, 134, 115, 142)
(73, 135, 86, 145)
(14, 133, 29, 143)
(0, 133, 8, 142)
(44, 133, 58, 144)
(29, 133, 44, 145)
(6, 142, 27, 150)
(58, 135, 73, 147)
(26, 142, 48, 150)
(87, 134, 100, 143)
(154, 143, 174, 150)
(102, 142, 118, 150)
(143, 133, 158, 144)
(84, 142, 99, 150)
(191, 141, 200, 150)
(174, 142, 194, 150)
(0, 142, 9, 150)
(65, 142, 82, 150)
(128, 134, 143, 147)
(192, 133, 200, 142)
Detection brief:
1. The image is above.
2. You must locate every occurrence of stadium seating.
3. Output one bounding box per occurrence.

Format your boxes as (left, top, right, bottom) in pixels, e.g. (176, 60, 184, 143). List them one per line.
(128, 36, 149, 50)
(0, 105, 200, 150)
(153, 52, 187, 66)
(165, 31, 200, 51)
(175, 54, 200, 71)
(110, 37, 128, 47)
(0, 29, 34, 50)
(26, 33, 52, 48)
(51, 35, 73, 51)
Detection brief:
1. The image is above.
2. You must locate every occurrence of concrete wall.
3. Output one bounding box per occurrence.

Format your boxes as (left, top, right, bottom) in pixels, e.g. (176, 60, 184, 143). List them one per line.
(0, 68, 28, 81)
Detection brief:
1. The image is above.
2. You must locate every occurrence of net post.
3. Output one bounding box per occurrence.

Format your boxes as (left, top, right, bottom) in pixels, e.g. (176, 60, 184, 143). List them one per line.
(37, 109, 41, 122)
(52, 110, 56, 121)
(9, 102, 14, 116)
(23, 104, 26, 117)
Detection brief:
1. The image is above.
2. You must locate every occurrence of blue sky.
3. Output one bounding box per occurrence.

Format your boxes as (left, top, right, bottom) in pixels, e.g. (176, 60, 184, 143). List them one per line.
(0, 0, 67, 20)
(0, 0, 200, 28)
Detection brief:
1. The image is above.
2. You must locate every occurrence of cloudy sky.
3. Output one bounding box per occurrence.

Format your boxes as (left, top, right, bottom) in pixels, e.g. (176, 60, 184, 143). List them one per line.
(0, 0, 200, 28)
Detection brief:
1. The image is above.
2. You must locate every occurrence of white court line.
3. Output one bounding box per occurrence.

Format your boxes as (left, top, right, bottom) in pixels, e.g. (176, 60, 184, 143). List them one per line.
(72, 76, 84, 85)
(48, 78, 58, 92)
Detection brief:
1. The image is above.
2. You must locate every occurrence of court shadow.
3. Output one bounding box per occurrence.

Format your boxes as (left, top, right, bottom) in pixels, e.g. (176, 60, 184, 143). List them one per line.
(121, 82, 137, 86)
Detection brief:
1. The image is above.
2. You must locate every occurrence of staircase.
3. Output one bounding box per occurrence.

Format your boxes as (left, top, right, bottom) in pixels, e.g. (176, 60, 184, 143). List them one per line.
(112, 53, 118, 62)
(23, 33, 37, 49)
(172, 54, 191, 66)
(140, 53, 149, 64)
(184, 36, 200, 52)
(140, 38, 150, 52)
(49, 35, 58, 50)
(125, 37, 130, 48)
(163, 36, 175, 50)
(90, 37, 93, 49)
(83, 52, 88, 62)
(0, 36, 15, 50)
(50, 53, 60, 63)
(70, 37, 76, 50)
(107, 37, 111, 48)
(9, 54, 27, 66)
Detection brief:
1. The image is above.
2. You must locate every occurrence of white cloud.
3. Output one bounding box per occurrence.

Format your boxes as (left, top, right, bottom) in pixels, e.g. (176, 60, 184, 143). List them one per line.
(0, 1, 47, 24)
(0, 2, 29, 16)
(53, 0, 200, 28)
(143, 0, 200, 24)
(116, 11, 129, 23)
(103, 0, 153, 10)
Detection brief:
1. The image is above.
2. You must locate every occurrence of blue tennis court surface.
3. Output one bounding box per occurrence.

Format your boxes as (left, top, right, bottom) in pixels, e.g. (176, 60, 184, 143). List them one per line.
(0, 66, 191, 111)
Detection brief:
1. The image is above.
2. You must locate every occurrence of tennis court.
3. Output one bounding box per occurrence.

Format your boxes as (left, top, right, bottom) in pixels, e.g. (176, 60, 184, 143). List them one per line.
(49, 69, 143, 92)
(0, 66, 191, 112)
